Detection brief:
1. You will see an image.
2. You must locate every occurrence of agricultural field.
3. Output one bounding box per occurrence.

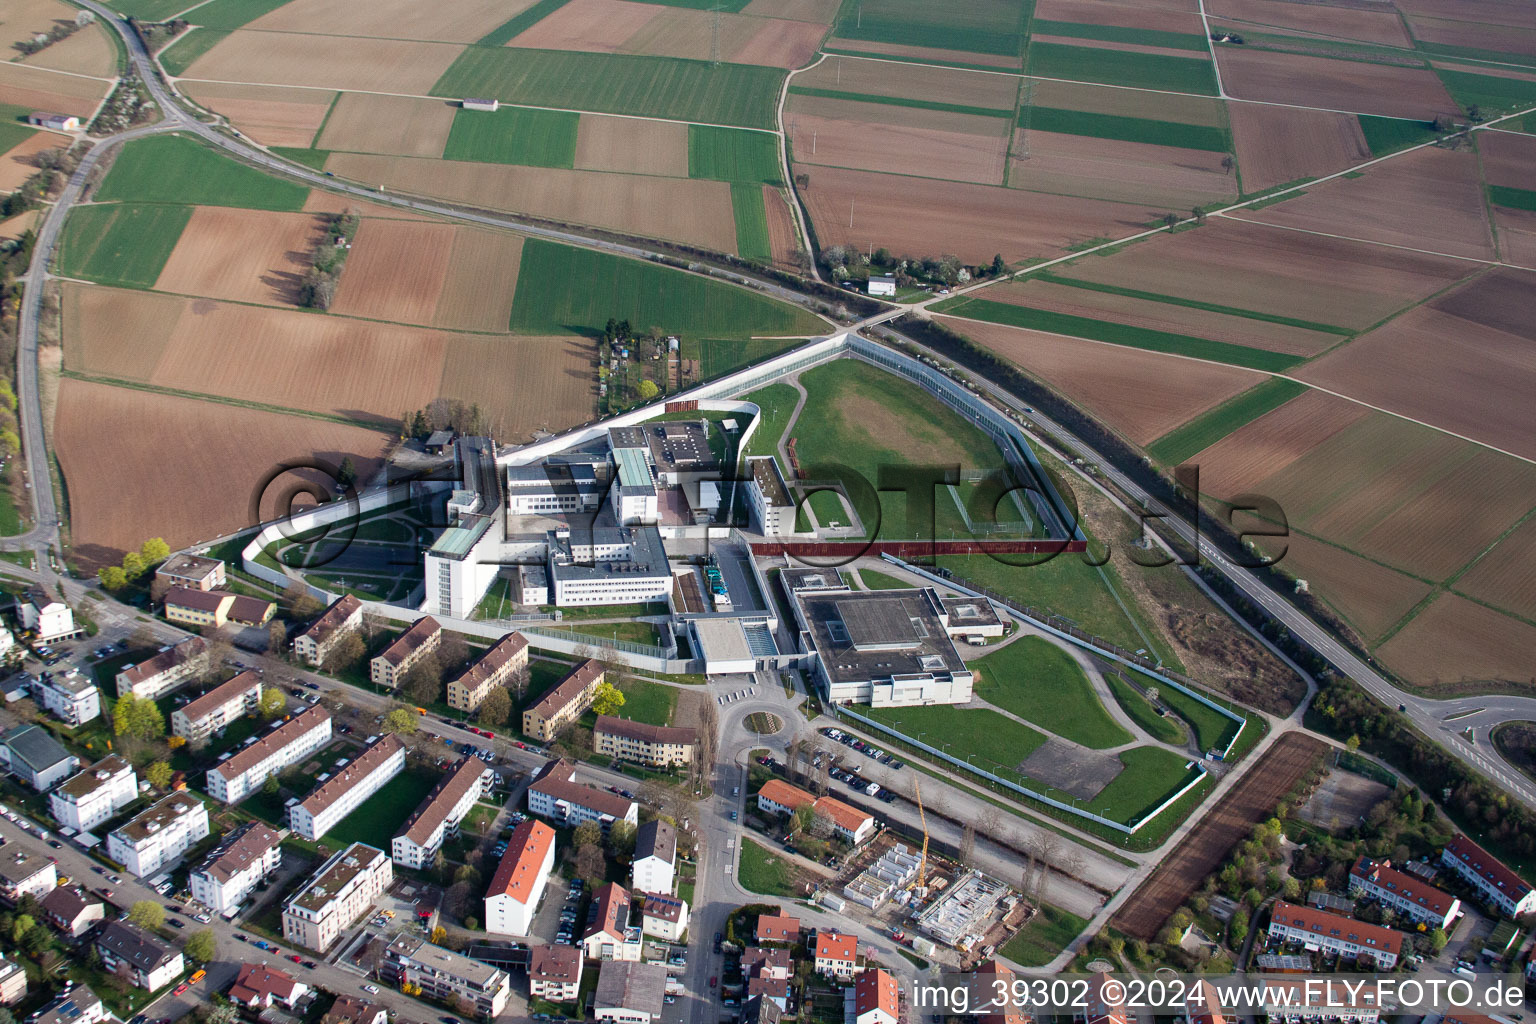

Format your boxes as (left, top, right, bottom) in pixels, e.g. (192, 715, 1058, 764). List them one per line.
(239, 0, 522, 43)
(1208, 0, 1411, 47)
(786, 96, 1012, 186)
(180, 83, 338, 149)
(1227, 105, 1370, 194)
(824, 0, 1030, 67)
(334, 220, 527, 332)
(56, 204, 192, 289)
(153, 207, 328, 307)
(574, 114, 690, 175)
(443, 105, 579, 167)
(1377, 594, 1536, 694)
(171, 31, 465, 93)
(97, 135, 310, 211)
(1028, 43, 1220, 95)
(0, 61, 113, 117)
(1215, 47, 1456, 119)
(0, 129, 65, 193)
(318, 94, 458, 158)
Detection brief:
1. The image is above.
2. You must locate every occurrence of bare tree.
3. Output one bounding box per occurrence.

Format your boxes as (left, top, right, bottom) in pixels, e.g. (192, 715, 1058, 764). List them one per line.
(1026, 832, 1061, 905)
(977, 808, 1004, 843)
(959, 824, 976, 869)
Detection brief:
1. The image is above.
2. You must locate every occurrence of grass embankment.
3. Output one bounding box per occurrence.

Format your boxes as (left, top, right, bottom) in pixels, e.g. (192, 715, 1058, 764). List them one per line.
(972, 636, 1133, 749)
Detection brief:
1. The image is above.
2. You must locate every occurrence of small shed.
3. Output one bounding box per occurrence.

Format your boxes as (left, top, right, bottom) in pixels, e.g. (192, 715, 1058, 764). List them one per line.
(461, 98, 499, 112)
(424, 430, 455, 454)
(867, 275, 896, 297)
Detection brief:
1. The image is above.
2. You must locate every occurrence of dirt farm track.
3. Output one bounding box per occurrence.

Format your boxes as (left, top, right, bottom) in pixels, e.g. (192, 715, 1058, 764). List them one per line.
(1111, 732, 1328, 940)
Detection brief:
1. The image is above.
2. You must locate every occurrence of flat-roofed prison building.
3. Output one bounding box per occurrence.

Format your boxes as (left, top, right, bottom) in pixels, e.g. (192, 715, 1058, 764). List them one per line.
(283, 843, 392, 952)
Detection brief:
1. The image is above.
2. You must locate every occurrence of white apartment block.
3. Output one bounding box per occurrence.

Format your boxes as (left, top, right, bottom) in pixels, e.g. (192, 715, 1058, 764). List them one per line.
(172, 670, 262, 741)
(20, 589, 77, 644)
(106, 792, 209, 878)
(1267, 901, 1406, 968)
(0, 845, 56, 903)
(50, 755, 137, 833)
(744, 456, 806, 537)
(189, 821, 282, 915)
(292, 594, 362, 667)
(630, 820, 676, 896)
(288, 735, 404, 841)
(31, 672, 101, 726)
(0, 950, 25, 1004)
(283, 843, 392, 953)
(485, 820, 555, 937)
(1441, 833, 1536, 918)
(115, 637, 208, 699)
(391, 756, 484, 869)
(382, 936, 509, 1018)
(207, 706, 332, 803)
(528, 944, 583, 1003)
(95, 921, 183, 991)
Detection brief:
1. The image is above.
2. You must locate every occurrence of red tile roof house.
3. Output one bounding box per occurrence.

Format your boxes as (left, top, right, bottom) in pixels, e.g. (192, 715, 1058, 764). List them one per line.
(1348, 856, 1460, 929)
(229, 964, 310, 1009)
(814, 930, 860, 978)
(756, 911, 800, 945)
(854, 968, 899, 1024)
(1266, 901, 1407, 969)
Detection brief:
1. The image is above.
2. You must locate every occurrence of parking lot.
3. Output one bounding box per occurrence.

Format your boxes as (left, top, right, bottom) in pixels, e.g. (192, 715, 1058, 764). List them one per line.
(816, 726, 904, 804)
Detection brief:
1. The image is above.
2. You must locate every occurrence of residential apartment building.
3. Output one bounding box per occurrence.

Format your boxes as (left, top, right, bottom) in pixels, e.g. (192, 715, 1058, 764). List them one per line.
(107, 792, 210, 878)
(593, 961, 666, 1024)
(521, 659, 604, 742)
(743, 947, 791, 1011)
(172, 670, 263, 741)
(392, 756, 485, 869)
(228, 964, 309, 1010)
(972, 959, 1031, 1024)
(1440, 834, 1536, 918)
(0, 951, 25, 1004)
(323, 997, 386, 1024)
(631, 820, 676, 895)
(35, 987, 106, 1024)
(19, 588, 77, 644)
(40, 886, 104, 938)
(370, 617, 441, 689)
(1258, 980, 1379, 1024)
(1267, 901, 1406, 968)
(189, 821, 283, 915)
(756, 913, 799, 945)
(288, 735, 405, 841)
(485, 819, 555, 937)
(593, 717, 696, 768)
(206, 705, 332, 803)
(527, 759, 637, 831)
(855, 969, 899, 1024)
(154, 553, 225, 592)
(1348, 857, 1460, 929)
(1082, 971, 1130, 1024)
(50, 755, 137, 833)
(283, 843, 392, 953)
(292, 595, 363, 667)
(640, 892, 688, 943)
(0, 845, 56, 903)
(116, 637, 208, 700)
(814, 931, 860, 978)
(0, 724, 78, 791)
(31, 671, 101, 726)
(162, 589, 272, 628)
(528, 944, 583, 1003)
(757, 781, 874, 845)
(582, 882, 642, 962)
(381, 936, 510, 1018)
(446, 633, 527, 712)
(96, 921, 184, 990)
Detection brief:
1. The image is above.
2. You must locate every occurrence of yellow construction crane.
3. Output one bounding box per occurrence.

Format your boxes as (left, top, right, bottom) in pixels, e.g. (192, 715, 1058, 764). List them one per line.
(914, 777, 930, 891)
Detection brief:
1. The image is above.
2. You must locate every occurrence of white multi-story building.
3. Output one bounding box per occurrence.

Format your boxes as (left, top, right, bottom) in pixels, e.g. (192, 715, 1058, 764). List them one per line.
(96, 921, 183, 990)
(34, 987, 106, 1024)
(484, 819, 555, 937)
(1348, 857, 1460, 929)
(546, 526, 671, 607)
(0, 845, 56, 903)
(609, 444, 659, 525)
(392, 756, 484, 869)
(288, 735, 404, 841)
(189, 821, 282, 915)
(31, 671, 100, 726)
(1267, 901, 1406, 968)
(19, 588, 77, 644)
(282, 843, 392, 953)
(292, 594, 363, 667)
(1258, 980, 1380, 1024)
(527, 760, 638, 831)
(744, 456, 807, 537)
(528, 944, 582, 1003)
(639, 893, 688, 943)
(504, 459, 605, 516)
(383, 936, 510, 1018)
(154, 553, 226, 592)
(0, 724, 78, 791)
(206, 705, 332, 803)
(630, 820, 676, 895)
(172, 670, 262, 741)
(582, 882, 642, 962)
(50, 755, 137, 833)
(106, 792, 209, 878)
(115, 637, 208, 699)
(0, 950, 26, 1004)
(1440, 833, 1536, 918)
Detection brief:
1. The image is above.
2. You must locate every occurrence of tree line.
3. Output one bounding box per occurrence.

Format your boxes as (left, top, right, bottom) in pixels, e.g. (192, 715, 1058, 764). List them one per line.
(298, 209, 360, 310)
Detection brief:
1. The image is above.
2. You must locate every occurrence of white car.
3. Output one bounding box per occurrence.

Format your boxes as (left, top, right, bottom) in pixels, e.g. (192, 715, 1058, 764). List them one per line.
(362, 984, 379, 995)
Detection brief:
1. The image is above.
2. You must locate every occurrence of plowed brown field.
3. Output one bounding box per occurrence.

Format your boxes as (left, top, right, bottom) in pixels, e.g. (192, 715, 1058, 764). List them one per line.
(0, 61, 110, 117)
(1378, 594, 1536, 692)
(1296, 307, 1536, 462)
(1031, 78, 1224, 124)
(324, 152, 738, 252)
(763, 186, 801, 269)
(180, 82, 336, 148)
(1217, 47, 1456, 119)
(1032, 34, 1209, 59)
(434, 229, 525, 333)
(727, 17, 829, 68)
(788, 111, 1009, 185)
(438, 334, 595, 442)
(800, 164, 1151, 264)
(509, 0, 662, 52)
(1009, 130, 1236, 208)
(1494, 206, 1536, 269)
(1398, 0, 1536, 30)
(1038, 0, 1203, 32)
(332, 219, 455, 325)
(1252, 532, 1432, 644)
(54, 378, 390, 565)
(0, 210, 38, 243)
(1188, 388, 1367, 494)
(1057, 218, 1475, 330)
(1407, 15, 1536, 57)
(573, 114, 689, 176)
(1207, 0, 1411, 46)
(0, 0, 73, 51)
(934, 315, 1262, 444)
(795, 55, 1020, 108)
(1480, 130, 1536, 191)
(248, 0, 530, 43)
(983, 279, 1338, 357)
(182, 32, 462, 93)
(1112, 732, 1326, 940)
(0, 131, 64, 193)
(21, 22, 115, 77)
(317, 93, 456, 158)
(744, 0, 837, 21)
(156, 207, 329, 307)
(1237, 145, 1494, 260)
(1455, 516, 1536, 623)
(1228, 103, 1369, 193)
(62, 284, 183, 380)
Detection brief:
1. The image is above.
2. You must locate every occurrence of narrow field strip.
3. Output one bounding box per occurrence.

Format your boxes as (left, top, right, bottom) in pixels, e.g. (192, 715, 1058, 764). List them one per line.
(786, 85, 1013, 118)
(1035, 271, 1353, 334)
(1147, 377, 1309, 465)
(1023, 105, 1229, 150)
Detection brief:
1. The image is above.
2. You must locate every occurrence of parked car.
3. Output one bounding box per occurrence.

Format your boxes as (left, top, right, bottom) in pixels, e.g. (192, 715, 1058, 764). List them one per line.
(172, 984, 189, 997)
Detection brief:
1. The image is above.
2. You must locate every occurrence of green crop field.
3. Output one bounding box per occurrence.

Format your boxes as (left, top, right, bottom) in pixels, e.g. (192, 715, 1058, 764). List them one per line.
(188, 0, 293, 29)
(741, 382, 798, 458)
(1028, 42, 1220, 95)
(788, 87, 1013, 119)
(1489, 185, 1536, 212)
(477, 0, 572, 45)
(270, 146, 330, 170)
(97, 135, 309, 211)
(158, 28, 231, 76)
(1025, 106, 1227, 151)
(1147, 378, 1308, 465)
(1356, 115, 1439, 157)
(432, 48, 784, 129)
(112, 0, 198, 19)
(443, 105, 578, 167)
(698, 338, 803, 381)
(509, 239, 824, 339)
(1031, 19, 1207, 51)
(973, 636, 1134, 749)
(1001, 903, 1088, 967)
(689, 125, 783, 184)
(936, 296, 1302, 372)
(730, 183, 771, 262)
(832, 0, 1029, 57)
(1036, 272, 1351, 334)
(1105, 674, 1185, 745)
(57, 204, 191, 289)
(1438, 69, 1536, 113)
(791, 359, 1011, 539)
